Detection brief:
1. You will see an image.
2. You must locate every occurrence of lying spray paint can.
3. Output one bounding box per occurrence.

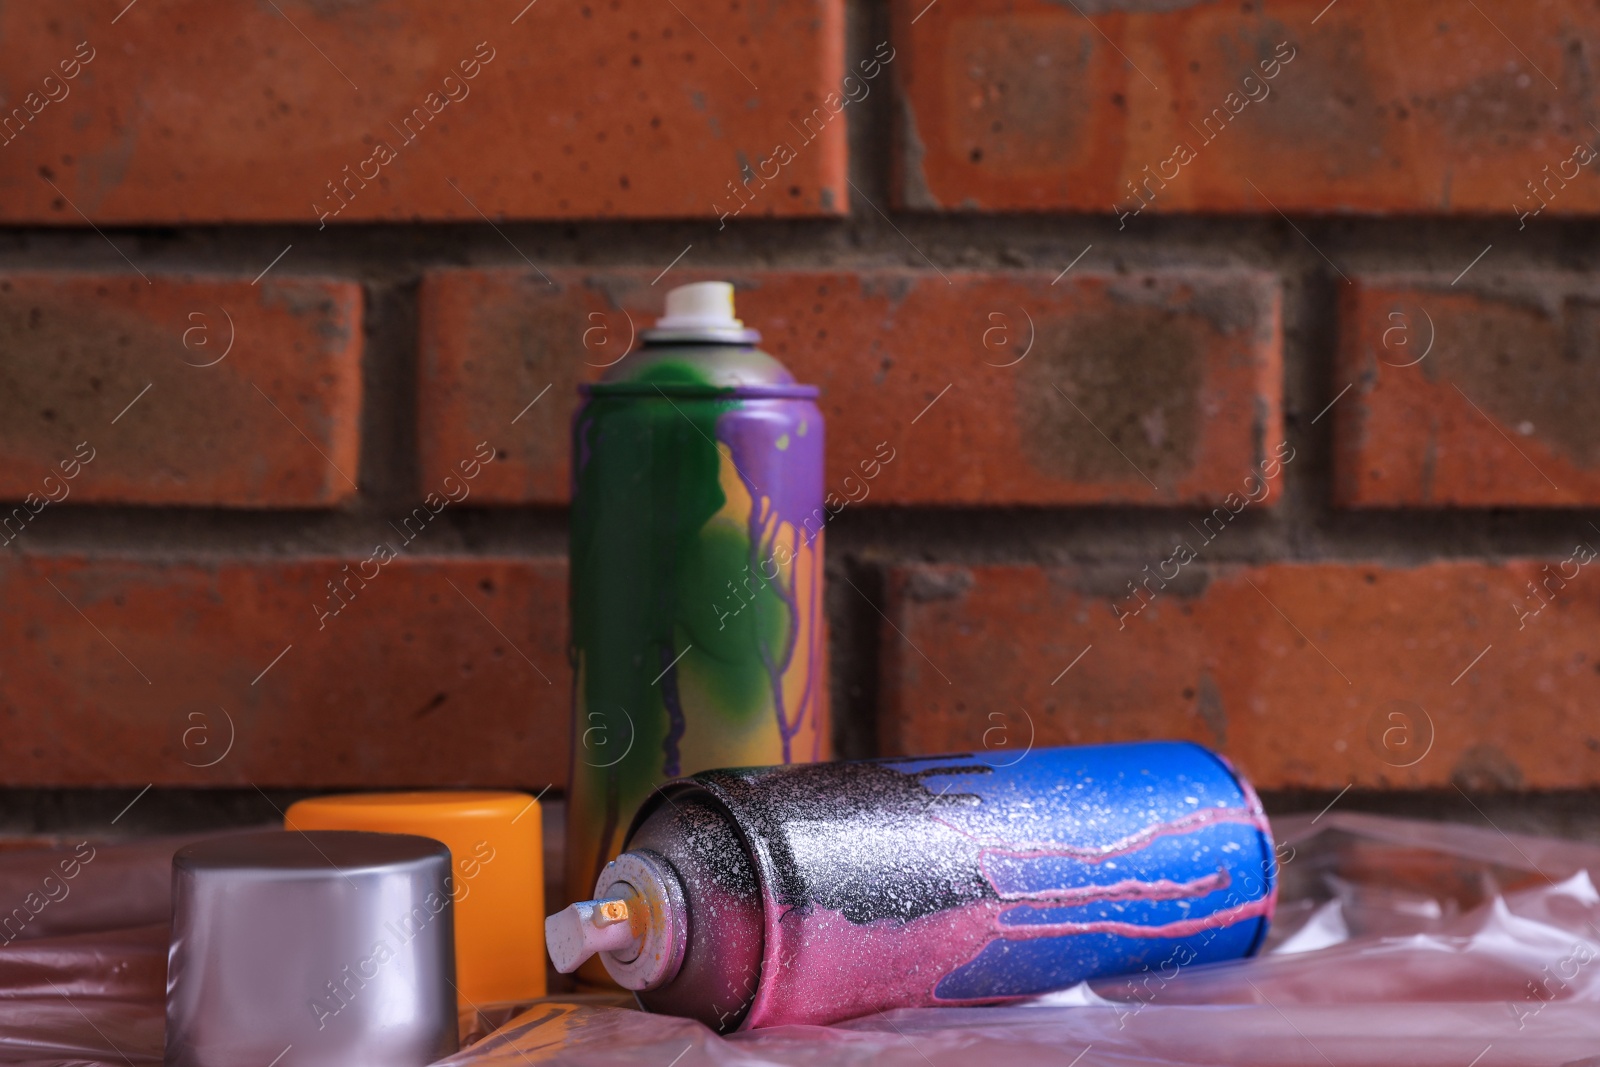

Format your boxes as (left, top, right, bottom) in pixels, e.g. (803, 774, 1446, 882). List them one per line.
(547, 741, 1275, 1029)
(566, 281, 829, 929)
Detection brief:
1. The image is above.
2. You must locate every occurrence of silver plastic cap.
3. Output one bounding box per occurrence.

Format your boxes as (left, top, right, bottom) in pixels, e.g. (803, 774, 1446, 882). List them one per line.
(165, 831, 458, 1067)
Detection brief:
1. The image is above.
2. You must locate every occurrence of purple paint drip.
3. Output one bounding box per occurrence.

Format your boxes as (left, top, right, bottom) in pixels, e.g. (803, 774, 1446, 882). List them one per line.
(716, 401, 826, 762)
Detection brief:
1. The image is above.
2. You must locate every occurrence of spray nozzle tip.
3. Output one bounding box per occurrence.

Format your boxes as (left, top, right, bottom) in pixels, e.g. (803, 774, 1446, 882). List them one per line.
(547, 850, 689, 990)
(544, 893, 639, 974)
(654, 280, 743, 332)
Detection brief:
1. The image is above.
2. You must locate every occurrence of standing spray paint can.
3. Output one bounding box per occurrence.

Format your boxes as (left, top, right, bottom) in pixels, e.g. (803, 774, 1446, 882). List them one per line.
(547, 741, 1275, 1030)
(566, 281, 829, 937)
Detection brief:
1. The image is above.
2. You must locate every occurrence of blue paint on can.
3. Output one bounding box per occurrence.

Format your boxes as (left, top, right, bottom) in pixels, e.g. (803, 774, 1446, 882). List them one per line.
(618, 740, 1277, 1029)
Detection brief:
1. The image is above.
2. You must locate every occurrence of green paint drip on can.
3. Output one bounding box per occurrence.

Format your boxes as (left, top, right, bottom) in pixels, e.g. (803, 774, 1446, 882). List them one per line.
(566, 283, 829, 924)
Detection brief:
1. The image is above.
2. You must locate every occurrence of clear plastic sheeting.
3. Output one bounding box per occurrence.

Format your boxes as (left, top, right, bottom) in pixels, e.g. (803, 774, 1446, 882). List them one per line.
(5, 814, 1600, 1066)
(0, 834, 220, 1067)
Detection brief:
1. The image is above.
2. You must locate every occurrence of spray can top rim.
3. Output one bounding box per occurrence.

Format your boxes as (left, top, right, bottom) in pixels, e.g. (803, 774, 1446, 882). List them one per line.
(639, 281, 762, 345)
(589, 279, 815, 396)
(545, 848, 689, 990)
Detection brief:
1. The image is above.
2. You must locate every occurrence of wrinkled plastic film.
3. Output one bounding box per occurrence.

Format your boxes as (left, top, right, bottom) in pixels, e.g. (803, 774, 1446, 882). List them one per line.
(5, 814, 1600, 1066)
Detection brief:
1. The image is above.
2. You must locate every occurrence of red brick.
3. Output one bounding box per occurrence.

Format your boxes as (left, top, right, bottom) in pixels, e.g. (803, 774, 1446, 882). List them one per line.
(0, 274, 361, 508)
(0, 555, 566, 788)
(1335, 274, 1600, 507)
(894, 0, 1600, 215)
(419, 268, 1282, 506)
(0, 1, 846, 223)
(881, 560, 1600, 790)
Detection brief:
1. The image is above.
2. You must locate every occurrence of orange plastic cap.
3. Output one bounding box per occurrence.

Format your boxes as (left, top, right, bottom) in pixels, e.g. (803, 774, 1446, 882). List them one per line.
(284, 790, 545, 1006)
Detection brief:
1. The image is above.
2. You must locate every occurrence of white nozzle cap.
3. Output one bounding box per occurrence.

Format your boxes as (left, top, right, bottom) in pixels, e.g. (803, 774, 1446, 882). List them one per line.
(544, 894, 640, 974)
(655, 281, 744, 332)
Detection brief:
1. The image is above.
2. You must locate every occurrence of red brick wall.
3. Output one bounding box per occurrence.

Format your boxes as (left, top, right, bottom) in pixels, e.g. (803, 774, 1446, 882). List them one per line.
(0, 0, 1596, 803)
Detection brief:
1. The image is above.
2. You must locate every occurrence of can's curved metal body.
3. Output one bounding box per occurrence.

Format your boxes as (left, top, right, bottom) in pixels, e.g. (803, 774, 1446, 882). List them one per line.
(624, 741, 1276, 1030)
(566, 339, 829, 915)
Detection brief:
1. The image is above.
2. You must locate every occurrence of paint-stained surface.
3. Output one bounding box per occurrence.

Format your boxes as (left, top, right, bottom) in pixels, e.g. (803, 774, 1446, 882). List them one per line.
(0, 0, 846, 223)
(1335, 275, 1600, 507)
(893, 0, 1600, 214)
(420, 269, 1282, 507)
(629, 742, 1275, 1028)
(881, 561, 1600, 790)
(0, 274, 361, 507)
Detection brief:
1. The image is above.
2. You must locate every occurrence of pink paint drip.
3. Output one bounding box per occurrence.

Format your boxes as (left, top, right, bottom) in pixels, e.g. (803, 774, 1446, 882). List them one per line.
(1213, 749, 1280, 925)
(996, 892, 1276, 941)
(746, 895, 1024, 1027)
(992, 868, 1231, 905)
(968, 804, 1274, 867)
